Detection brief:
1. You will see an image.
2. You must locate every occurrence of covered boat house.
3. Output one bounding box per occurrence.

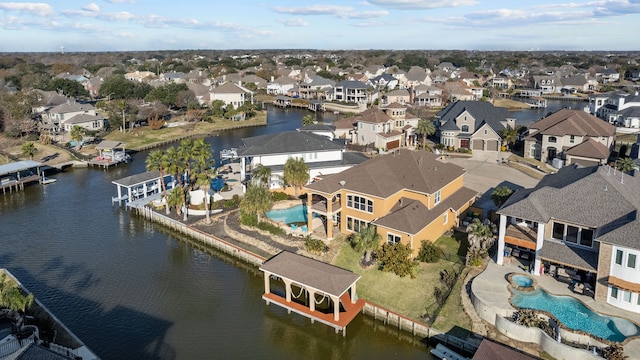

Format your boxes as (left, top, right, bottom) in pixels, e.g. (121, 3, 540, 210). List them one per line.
(0, 160, 43, 194)
(260, 251, 365, 335)
(112, 170, 175, 206)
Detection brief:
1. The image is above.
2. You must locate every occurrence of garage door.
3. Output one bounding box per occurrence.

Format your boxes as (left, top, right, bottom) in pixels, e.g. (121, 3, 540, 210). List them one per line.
(472, 139, 484, 150)
(487, 140, 499, 151)
(387, 140, 400, 150)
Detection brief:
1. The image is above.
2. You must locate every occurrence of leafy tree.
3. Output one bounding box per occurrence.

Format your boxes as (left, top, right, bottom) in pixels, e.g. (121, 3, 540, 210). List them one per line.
(302, 114, 315, 126)
(615, 157, 637, 174)
(144, 82, 189, 108)
(304, 236, 327, 255)
(46, 78, 89, 98)
(500, 125, 518, 149)
(70, 126, 85, 149)
(146, 150, 170, 214)
(0, 272, 34, 314)
(350, 225, 381, 265)
(377, 242, 418, 278)
(209, 100, 226, 118)
(239, 185, 273, 223)
(417, 241, 442, 263)
(21, 141, 37, 160)
(283, 157, 309, 197)
(98, 74, 152, 100)
(491, 185, 514, 207)
(415, 119, 436, 147)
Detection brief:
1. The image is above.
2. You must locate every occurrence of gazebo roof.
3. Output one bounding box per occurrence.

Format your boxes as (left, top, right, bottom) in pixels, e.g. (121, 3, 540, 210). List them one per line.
(260, 251, 360, 297)
(112, 170, 161, 187)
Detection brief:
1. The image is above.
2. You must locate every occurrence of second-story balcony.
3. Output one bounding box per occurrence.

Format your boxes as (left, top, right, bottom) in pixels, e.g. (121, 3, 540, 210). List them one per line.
(504, 223, 538, 250)
(310, 199, 341, 215)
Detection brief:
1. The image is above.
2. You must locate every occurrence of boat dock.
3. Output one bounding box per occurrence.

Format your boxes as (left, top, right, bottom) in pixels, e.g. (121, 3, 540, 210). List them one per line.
(0, 160, 42, 194)
(260, 251, 365, 336)
(88, 140, 131, 169)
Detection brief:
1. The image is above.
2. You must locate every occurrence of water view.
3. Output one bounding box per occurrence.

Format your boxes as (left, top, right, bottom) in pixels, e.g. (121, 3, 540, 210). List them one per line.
(0, 102, 579, 359)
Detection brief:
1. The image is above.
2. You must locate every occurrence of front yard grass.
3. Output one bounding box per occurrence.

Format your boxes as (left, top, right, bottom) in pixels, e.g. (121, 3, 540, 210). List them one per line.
(332, 232, 471, 330)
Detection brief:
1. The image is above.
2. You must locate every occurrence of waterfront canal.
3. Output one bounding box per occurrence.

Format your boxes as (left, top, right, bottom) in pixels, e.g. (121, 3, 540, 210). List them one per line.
(0, 107, 432, 360)
(0, 101, 582, 359)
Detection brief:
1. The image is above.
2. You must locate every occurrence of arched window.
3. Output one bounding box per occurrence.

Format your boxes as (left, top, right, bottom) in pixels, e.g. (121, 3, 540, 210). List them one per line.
(461, 125, 469, 132)
(548, 136, 557, 143)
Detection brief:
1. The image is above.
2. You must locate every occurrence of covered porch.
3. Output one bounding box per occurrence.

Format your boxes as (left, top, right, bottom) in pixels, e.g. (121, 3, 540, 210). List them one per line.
(306, 192, 341, 241)
(260, 251, 365, 336)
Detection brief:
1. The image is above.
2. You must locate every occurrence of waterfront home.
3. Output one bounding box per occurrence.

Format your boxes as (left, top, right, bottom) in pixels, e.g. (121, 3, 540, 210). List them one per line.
(329, 80, 371, 105)
(237, 131, 368, 190)
(209, 81, 254, 110)
(350, 106, 405, 151)
(42, 101, 105, 132)
(436, 100, 516, 153)
(496, 164, 640, 313)
(524, 108, 615, 166)
(589, 91, 640, 128)
(304, 149, 477, 256)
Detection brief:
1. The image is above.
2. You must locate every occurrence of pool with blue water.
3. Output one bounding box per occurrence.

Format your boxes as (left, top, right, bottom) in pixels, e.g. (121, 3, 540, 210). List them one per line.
(265, 204, 309, 224)
(511, 287, 640, 342)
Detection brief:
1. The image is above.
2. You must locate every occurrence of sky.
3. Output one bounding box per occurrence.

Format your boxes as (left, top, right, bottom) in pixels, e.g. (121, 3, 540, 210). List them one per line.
(1, 0, 639, 52)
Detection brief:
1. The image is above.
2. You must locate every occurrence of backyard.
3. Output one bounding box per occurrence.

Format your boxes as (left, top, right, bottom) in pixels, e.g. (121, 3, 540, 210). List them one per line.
(332, 231, 473, 333)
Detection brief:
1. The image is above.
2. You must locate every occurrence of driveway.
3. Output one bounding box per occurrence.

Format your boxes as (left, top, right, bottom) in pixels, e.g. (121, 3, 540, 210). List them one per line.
(440, 153, 541, 214)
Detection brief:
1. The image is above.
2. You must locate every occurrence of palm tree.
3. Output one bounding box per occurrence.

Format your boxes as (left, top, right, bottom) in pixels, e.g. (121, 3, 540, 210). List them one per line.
(283, 157, 309, 197)
(177, 139, 194, 186)
(0, 273, 34, 314)
(252, 164, 271, 188)
(302, 114, 315, 126)
(466, 218, 497, 252)
(350, 224, 381, 265)
(239, 185, 273, 223)
(615, 157, 637, 174)
(21, 141, 37, 160)
(196, 171, 213, 225)
(501, 125, 518, 149)
(166, 187, 183, 216)
(165, 146, 188, 220)
(70, 125, 85, 150)
(146, 150, 170, 214)
(415, 119, 436, 147)
(491, 185, 514, 208)
(191, 138, 214, 175)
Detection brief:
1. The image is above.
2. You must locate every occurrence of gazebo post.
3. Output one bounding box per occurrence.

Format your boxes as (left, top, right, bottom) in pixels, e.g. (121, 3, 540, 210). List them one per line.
(263, 272, 271, 295)
(308, 289, 316, 312)
(326, 196, 333, 240)
(350, 283, 357, 304)
(332, 295, 340, 321)
(283, 279, 292, 303)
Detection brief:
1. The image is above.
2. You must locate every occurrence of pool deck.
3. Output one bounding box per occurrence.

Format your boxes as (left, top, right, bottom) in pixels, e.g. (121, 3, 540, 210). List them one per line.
(472, 260, 640, 358)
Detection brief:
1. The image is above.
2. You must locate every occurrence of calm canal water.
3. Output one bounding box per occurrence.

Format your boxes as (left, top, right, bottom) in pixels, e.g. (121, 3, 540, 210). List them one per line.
(0, 101, 581, 359)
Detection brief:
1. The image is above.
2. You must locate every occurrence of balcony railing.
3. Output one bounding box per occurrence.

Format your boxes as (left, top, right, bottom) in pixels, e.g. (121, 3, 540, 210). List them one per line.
(310, 200, 341, 214)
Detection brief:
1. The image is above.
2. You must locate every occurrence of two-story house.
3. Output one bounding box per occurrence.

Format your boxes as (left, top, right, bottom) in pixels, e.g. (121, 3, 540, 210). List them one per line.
(304, 149, 477, 257)
(237, 131, 368, 190)
(437, 101, 515, 153)
(331, 80, 371, 104)
(351, 103, 419, 151)
(590, 92, 640, 128)
(209, 82, 254, 110)
(524, 109, 615, 166)
(298, 76, 335, 100)
(413, 85, 443, 107)
(44, 101, 105, 132)
(382, 89, 411, 105)
(496, 164, 640, 313)
(267, 76, 298, 95)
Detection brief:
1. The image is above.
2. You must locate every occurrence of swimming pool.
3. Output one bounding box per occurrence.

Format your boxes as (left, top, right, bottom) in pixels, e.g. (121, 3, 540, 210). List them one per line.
(265, 204, 308, 224)
(510, 287, 640, 342)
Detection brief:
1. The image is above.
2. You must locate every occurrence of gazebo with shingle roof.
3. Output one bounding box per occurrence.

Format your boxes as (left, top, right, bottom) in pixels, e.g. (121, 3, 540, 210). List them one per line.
(259, 251, 365, 335)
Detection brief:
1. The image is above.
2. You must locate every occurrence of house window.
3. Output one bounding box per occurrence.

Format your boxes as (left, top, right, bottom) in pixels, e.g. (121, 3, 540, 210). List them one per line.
(611, 286, 618, 299)
(484, 129, 488, 135)
(566, 226, 578, 243)
(434, 190, 441, 205)
(548, 136, 557, 143)
(346, 216, 367, 233)
(616, 250, 624, 265)
(628, 254, 637, 269)
(624, 291, 632, 303)
(346, 195, 373, 213)
(372, 124, 375, 131)
(461, 125, 469, 132)
(387, 233, 401, 244)
(552, 222, 565, 240)
(443, 212, 448, 224)
(570, 135, 575, 143)
(580, 229, 593, 247)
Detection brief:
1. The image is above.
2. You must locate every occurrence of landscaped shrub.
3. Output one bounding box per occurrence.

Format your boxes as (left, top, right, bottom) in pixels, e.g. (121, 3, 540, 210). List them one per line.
(377, 242, 418, 278)
(417, 241, 442, 263)
(304, 236, 326, 255)
(240, 212, 258, 227)
(602, 344, 628, 360)
(257, 221, 285, 236)
(272, 191, 289, 202)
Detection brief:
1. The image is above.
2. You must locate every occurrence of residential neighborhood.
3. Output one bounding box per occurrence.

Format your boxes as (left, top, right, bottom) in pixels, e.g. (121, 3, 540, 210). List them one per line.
(2, 49, 640, 360)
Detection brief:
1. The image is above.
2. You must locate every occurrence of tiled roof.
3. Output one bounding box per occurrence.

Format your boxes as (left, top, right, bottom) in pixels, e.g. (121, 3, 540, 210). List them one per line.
(305, 149, 466, 198)
(259, 251, 360, 297)
(211, 82, 247, 94)
(528, 109, 615, 137)
(437, 101, 509, 134)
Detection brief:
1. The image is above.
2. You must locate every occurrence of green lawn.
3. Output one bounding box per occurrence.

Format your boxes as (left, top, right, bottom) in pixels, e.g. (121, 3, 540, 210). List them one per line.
(332, 233, 470, 327)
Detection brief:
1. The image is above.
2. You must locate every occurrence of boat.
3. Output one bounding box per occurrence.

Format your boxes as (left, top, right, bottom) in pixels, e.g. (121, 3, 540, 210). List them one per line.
(430, 343, 470, 360)
(40, 173, 57, 185)
(220, 148, 238, 160)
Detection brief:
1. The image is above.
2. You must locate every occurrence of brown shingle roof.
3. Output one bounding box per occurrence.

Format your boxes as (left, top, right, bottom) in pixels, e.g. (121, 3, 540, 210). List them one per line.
(259, 251, 360, 297)
(354, 108, 392, 124)
(472, 339, 539, 360)
(528, 109, 615, 137)
(565, 138, 610, 160)
(305, 149, 466, 198)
